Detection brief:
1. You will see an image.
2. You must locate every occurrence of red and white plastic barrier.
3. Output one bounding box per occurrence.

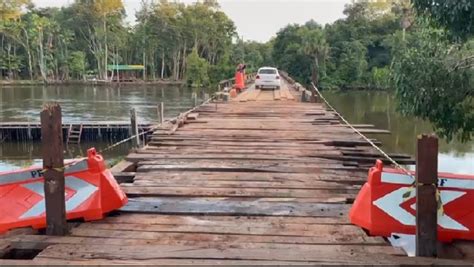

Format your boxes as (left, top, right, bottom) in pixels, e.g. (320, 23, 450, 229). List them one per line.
(350, 160, 474, 242)
(0, 148, 127, 233)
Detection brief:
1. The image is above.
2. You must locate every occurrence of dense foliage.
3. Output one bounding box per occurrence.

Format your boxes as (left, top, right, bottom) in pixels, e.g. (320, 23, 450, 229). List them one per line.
(0, 0, 240, 84)
(391, 1, 473, 141)
(413, 0, 473, 40)
(272, 1, 406, 88)
(269, 0, 472, 141)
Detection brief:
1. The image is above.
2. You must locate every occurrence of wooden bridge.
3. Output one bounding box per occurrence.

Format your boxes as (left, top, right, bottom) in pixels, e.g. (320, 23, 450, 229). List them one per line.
(0, 77, 472, 264)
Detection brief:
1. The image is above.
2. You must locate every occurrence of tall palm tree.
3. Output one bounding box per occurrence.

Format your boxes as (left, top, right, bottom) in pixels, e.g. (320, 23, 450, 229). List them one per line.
(299, 27, 329, 86)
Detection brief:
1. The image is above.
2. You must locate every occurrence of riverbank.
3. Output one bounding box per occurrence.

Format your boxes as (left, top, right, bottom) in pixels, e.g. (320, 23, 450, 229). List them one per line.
(0, 79, 185, 86)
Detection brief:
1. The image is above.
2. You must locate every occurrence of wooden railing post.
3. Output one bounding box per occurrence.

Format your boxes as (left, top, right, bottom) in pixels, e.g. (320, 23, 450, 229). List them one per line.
(157, 102, 164, 124)
(192, 92, 198, 107)
(130, 108, 140, 148)
(40, 103, 68, 236)
(416, 134, 438, 257)
(310, 90, 317, 103)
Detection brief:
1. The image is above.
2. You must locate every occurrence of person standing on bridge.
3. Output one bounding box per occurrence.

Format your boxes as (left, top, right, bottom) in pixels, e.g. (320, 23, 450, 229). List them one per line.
(234, 63, 246, 93)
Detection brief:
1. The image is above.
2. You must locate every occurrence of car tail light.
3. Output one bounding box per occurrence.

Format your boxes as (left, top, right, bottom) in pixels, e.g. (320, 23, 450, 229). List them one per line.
(276, 76, 280, 79)
(256, 75, 260, 79)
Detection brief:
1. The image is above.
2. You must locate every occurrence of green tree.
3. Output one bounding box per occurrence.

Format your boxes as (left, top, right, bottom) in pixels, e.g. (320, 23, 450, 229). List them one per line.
(336, 40, 368, 88)
(68, 51, 86, 80)
(272, 24, 312, 84)
(413, 0, 474, 40)
(1, 0, 237, 82)
(390, 1, 474, 141)
(186, 48, 209, 87)
(0, 0, 31, 20)
(370, 66, 391, 89)
(392, 25, 473, 141)
(297, 23, 329, 86)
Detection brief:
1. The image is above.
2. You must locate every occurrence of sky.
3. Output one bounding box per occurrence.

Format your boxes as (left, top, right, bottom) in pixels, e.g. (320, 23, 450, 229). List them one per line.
(32, 0, 350, 42)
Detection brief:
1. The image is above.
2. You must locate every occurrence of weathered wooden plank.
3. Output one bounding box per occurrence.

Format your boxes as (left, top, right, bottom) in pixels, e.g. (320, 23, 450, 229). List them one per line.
(186, 113, 199, 120)
(122, 186, 357, 198)
(132, 171, 367, 183)
(0, 258, 316, 265)
(136, 158, 347, 166)
(120, 198, 350, 216)
(136, 146, 351, 155)
(0, 240, 11, 258)
(136, 165, 359, 174)
(126, 153, 344, 163)
(130, 180, 360, 190)
(40, 103, 68, 236)
(32, 243, 415, 264)
(12, 230, 381, 247)
(111, 172, 135, 184)
(123, 186, 356, 199)
(98, 213, 352, 225)
(69, 224, 372, 242)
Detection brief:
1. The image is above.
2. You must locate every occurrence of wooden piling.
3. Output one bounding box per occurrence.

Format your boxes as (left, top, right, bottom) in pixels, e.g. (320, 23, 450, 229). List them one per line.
(158, 102, 164, 125)
(27, 123, 32, 140)
(192, 92, 198, 107)
(310, 90, 317, 103)
(40, 103, 68, 236)
(416, 134, 438, 257)
(130, 108, 140, 148)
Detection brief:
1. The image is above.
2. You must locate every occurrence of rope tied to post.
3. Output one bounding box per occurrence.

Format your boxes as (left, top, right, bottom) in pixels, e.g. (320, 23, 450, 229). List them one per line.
(41, 167, 66, 173)
(310, 82, 413, 177)
(310, 82, 444, 214)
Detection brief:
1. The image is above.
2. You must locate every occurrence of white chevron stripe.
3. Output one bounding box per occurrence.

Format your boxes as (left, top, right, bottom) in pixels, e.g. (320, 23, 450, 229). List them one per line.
(20, 176, 98, 219)
(374, 188, 469, 231)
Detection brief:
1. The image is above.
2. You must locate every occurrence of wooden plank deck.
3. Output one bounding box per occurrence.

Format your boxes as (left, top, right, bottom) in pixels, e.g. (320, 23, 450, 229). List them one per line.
(0, 81, 470, 264)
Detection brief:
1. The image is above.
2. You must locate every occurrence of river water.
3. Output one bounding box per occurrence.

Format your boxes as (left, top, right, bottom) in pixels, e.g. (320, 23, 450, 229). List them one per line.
(0, 86, 472, 175)
(0, 84, 208, 171)
(323, 91, 473, 174)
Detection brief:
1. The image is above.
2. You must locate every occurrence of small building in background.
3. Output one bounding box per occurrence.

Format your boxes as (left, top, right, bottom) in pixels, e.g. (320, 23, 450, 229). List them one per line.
(107, 65, 145, 82)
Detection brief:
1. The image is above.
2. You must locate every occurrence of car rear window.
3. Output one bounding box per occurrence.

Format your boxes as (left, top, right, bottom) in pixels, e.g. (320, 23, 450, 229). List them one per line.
(259, 69, 277, 74)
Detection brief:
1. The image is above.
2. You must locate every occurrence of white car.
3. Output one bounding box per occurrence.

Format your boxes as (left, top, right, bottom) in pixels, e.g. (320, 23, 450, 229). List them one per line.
(255, 67, 281, 90)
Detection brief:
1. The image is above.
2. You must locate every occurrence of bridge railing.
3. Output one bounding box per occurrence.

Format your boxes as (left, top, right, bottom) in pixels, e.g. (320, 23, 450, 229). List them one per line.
(217, 73, 256, 91)
(279, 70, 318, 103)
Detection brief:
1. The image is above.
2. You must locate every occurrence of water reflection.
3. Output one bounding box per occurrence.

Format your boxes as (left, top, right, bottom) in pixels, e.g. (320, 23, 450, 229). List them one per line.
(323, 91, 473, 174)
(0, 141, 132, 171)
(0, 84, 213, 171)
(0, 84, 210, 122)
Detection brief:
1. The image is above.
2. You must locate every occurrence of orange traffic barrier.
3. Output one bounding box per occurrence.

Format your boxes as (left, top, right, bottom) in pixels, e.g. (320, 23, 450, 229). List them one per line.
(0, 148, 127, 233)
(350, 160, 474, 242)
